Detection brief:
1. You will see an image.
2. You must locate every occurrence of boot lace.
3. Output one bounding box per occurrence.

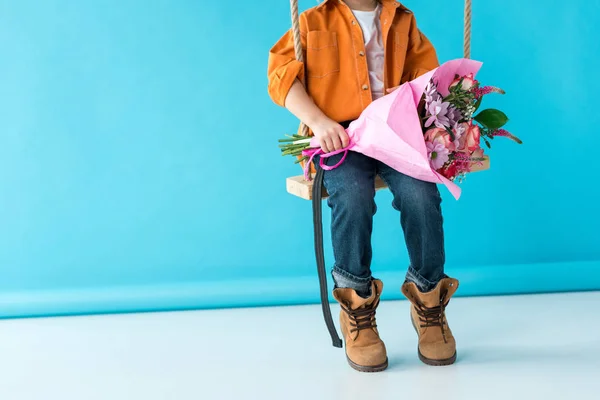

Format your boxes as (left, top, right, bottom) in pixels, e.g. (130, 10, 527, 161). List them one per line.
(341, 294, 380, 334)
(414, 291, 450, 343)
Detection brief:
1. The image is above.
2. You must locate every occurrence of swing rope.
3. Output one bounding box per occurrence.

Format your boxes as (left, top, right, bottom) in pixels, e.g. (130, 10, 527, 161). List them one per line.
(464, 0, 472, 59)
(290, 0, 310, 138)
(288, 0, 473, 348)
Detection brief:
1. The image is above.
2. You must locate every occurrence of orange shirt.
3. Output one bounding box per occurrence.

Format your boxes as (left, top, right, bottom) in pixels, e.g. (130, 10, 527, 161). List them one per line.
(268, 0, 439, 124)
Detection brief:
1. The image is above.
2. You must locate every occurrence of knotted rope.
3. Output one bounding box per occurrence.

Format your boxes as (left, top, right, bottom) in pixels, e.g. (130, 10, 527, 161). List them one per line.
(464, 0, 472, 58)
(290, 0, 310, 137)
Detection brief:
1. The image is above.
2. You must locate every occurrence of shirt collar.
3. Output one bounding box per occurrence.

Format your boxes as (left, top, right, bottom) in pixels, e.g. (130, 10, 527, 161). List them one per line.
(323, 0, 401, 6)
(321, 0, 406, 12)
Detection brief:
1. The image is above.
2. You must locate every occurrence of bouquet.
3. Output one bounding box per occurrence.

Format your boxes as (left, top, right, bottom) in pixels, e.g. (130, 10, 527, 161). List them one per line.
(421, 73, 521, 183)
(278, 59, 521, 199)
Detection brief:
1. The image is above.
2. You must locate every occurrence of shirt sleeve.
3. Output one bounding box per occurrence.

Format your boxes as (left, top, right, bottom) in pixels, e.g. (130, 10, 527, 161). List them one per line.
(402, 14, 440, 82)
(267, 16, 308, 107)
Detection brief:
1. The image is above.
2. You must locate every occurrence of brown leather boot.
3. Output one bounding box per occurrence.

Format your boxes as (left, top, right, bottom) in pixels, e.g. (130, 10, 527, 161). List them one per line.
(401, 278, 459, 366)
(333, 279, 388, 372)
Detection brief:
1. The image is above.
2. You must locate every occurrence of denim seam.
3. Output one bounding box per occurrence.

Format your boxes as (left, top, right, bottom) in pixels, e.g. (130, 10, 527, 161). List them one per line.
(332, 266, 372, 284)
(407, 265, 440, 288)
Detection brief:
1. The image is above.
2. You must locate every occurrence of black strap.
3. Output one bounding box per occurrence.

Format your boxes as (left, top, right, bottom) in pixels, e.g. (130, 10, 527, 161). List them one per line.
(312, 166, 343, 348)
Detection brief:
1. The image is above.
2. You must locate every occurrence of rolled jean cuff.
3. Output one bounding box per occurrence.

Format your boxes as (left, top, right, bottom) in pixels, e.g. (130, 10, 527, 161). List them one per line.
(332, 266, 372, 294)
(406, 265, 446, 293)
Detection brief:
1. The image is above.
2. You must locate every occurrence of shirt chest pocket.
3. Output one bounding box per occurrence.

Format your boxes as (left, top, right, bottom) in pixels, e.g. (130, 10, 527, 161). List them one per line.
(306, 31, 340, 79)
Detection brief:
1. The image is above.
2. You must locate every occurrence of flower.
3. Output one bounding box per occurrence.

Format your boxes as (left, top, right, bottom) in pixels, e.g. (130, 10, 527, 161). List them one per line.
(472, 86, 506, 98)
(425, 98, 451, 129)
(425, 127, 456, 152)
(464, 103, 477, 119)
(450, 73, 478, 91)
(452, 152, 472, 171)
(439, 160, 458, 179)
(452, 122, 468, 148)
(424, 81, 439, 104)
(456, 122, 481, 153)
(447, 106, 463, 128)
(426, 141, 450, 170)
(491, 129, 523, 144)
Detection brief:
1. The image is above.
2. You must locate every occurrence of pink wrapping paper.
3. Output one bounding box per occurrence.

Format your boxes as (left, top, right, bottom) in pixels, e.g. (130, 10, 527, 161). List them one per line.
(307, 58, 484, 200)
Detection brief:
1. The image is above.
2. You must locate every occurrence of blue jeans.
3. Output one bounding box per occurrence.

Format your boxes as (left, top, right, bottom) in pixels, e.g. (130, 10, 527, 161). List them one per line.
(318, 151, 446, 295)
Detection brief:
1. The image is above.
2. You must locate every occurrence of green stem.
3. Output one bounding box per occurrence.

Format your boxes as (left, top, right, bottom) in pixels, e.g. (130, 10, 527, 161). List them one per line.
(281, 144, 309, 152)
(282, 148, 306, 156)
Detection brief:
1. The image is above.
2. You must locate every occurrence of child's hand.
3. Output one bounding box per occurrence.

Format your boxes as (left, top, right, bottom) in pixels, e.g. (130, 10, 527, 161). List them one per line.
(311, 117, 350, 153)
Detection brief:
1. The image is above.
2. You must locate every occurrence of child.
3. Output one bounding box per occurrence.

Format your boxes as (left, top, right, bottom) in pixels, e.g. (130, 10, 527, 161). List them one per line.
(268, 0, 459, 372)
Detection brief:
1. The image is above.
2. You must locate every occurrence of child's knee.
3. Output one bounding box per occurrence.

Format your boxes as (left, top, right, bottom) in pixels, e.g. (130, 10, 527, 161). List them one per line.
(397, 181, 441, 211)
(328, 185, 376, 215)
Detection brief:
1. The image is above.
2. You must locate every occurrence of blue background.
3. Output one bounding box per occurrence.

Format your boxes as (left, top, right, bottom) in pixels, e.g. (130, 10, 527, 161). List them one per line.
(1, 0, 599, 318)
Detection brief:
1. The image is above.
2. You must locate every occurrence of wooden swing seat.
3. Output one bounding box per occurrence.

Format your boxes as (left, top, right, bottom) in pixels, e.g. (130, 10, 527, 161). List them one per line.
(286, 174, 388, 200)
(286, 156, 490, 200)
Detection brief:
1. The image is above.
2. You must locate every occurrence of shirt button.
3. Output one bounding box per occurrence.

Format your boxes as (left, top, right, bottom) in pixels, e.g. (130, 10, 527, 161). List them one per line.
(362, 84, 369, 90)
(352, 20, 356, 25)
(359, 51, 365, 57)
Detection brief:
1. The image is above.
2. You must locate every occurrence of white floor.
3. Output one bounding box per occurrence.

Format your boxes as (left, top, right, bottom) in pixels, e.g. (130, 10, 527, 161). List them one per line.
(0, 292, 599, 400)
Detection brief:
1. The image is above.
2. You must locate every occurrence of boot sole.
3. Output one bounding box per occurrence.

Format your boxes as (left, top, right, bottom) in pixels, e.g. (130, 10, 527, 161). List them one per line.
(346, 355, 389, 373)
(418, 349, 457, 366)
(411, 317, 457, 366)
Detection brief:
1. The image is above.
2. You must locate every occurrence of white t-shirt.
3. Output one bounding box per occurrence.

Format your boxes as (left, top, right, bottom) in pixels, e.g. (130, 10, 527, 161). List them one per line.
(352, 5, 385, 100)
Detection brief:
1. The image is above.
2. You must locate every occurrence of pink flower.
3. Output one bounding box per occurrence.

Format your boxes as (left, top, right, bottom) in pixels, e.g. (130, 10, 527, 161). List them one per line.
(425, 127, 456, 152)
(472, 86, 505, 98)
(456, 122, 481, 153)
(491, 129, 523, 144)
(426, 141, 450, 170)
(450, 73, 477, 91)
(439, 160, 458, 179)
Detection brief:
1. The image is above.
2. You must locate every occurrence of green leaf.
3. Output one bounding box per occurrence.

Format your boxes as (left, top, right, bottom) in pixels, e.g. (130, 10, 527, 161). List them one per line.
(474, 109, 509, 130)
(484, 138, 491, 149)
